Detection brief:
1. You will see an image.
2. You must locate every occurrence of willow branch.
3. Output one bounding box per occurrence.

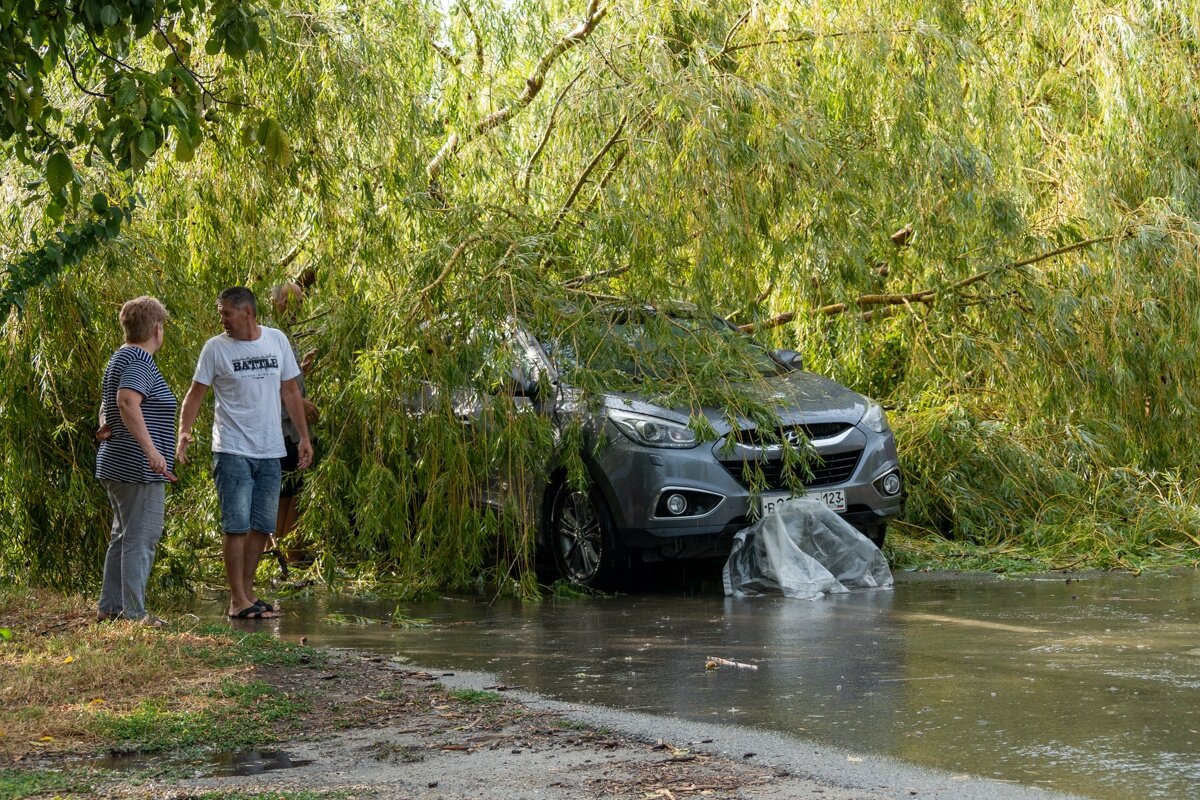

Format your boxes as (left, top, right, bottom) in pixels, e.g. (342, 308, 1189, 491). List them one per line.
(738, 234, 1120, 333)
(717, 9, 752, 57)
(521, 69, 585, 196)
(427, 1, 608, 180)
(429, 32, 462, 69)
(550, 113, 627, 233)
(563, 264, 631, 288)
(950, 234, 1116, 291)
(417, 235, 482, 298)
(458, 1, 485, 74)
(584, 144, 628, 211)
(724, 26, 916, 54)
(278, 227, 312, 270)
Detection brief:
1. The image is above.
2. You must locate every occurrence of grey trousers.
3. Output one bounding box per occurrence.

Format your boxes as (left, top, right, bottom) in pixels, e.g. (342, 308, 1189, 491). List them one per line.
(98, 480, 165, 620)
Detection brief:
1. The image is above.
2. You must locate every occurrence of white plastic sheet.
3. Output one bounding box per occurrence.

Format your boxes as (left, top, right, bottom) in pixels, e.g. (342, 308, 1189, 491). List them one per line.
(723, 497, 893, 600)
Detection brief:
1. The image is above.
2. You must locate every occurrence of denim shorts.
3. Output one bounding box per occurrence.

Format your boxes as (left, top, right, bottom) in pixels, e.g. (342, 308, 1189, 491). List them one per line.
(212, 453, 282, 534)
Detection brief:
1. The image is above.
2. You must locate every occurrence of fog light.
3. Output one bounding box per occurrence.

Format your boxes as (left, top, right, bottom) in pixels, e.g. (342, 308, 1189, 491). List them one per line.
(665, 493, 688, 515)
(881, 473, 902, 496)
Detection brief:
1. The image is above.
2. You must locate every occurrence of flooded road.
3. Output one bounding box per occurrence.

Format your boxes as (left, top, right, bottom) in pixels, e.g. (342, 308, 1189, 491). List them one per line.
(222, 569, 1200, 799)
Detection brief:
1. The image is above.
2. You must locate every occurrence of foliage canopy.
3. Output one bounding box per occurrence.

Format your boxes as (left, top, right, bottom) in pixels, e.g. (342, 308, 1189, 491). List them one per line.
(4, 0, 1200, 596)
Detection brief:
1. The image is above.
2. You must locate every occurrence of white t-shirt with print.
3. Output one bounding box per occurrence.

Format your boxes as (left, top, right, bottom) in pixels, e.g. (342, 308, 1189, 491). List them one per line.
(193, 326, 300, 458)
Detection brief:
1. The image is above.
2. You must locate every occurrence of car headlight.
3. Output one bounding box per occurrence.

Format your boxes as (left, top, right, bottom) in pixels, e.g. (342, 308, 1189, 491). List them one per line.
(609, 409, 699, 449)
(860, 401, 891, 433)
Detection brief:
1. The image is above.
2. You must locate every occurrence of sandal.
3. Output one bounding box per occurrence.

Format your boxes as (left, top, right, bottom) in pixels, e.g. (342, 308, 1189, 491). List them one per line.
(138, 615, 168, 628)
(252, 598, 281, 613)
(229, 606, 278, 620)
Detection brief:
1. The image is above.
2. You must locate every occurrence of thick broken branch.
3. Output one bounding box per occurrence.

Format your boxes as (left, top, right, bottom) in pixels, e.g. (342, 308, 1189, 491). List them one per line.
(738, 233, 1119, 333)
(427, 1, 608, 181)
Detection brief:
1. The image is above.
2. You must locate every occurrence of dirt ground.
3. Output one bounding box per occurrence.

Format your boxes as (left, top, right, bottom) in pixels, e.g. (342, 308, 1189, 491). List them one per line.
(74, 648, 1076, 800)
(83, 649, 837, 799)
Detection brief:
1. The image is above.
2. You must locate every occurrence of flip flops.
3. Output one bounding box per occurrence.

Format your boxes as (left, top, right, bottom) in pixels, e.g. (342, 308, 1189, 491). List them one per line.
(252, 598, 282, 613)
(228, 605, 278, 620)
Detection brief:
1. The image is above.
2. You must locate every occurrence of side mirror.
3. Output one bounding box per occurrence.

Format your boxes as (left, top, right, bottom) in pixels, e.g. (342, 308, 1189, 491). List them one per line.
(775, 349, 804, 370)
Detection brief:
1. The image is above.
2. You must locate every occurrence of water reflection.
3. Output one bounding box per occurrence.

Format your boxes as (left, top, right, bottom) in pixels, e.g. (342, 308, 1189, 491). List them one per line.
(214, 570, 1200, 800)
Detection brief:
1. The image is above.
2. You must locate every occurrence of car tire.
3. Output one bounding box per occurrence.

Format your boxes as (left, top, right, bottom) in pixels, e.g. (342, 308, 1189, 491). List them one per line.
(547, 482, 624, 590)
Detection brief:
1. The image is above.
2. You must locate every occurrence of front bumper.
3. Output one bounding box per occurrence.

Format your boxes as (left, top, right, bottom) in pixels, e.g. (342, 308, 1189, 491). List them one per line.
(590, 420, 904, 557)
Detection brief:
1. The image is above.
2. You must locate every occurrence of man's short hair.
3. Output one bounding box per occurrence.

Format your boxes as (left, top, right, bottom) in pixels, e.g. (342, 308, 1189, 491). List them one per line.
(218, 286, 257, 315)
(119, 296, 168, 343)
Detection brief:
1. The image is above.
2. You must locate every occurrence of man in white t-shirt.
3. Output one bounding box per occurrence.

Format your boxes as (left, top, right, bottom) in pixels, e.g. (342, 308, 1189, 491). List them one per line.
(176, 286, 313, 620)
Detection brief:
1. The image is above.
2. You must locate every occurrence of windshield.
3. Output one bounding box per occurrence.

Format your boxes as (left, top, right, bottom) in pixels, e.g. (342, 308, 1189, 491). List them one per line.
(539, 309, 782, 383)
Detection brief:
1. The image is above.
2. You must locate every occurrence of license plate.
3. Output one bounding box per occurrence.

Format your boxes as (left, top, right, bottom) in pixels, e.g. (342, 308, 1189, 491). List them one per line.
(760, 489, 846, 515)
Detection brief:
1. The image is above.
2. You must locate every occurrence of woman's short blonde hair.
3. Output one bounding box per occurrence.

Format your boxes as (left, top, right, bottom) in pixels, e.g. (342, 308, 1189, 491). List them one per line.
(119, 296, 168, 343)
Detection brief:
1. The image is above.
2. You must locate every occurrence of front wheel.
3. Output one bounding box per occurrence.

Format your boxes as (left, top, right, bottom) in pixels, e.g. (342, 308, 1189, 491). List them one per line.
(548, 483, 624, 589)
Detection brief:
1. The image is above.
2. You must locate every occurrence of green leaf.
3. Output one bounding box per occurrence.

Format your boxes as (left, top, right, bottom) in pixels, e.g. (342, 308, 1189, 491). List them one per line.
(100, 5, 119, 27)
(137, 128, 157, 157)
(205, 36, 222, 56)
(45, 152, 74, 194)
(91, 192, 109, 214)
(174, 137, 195, 162)
(0, 627, 13, 642)
(266, 127, 291, 168)
(115, 80, 138, 107)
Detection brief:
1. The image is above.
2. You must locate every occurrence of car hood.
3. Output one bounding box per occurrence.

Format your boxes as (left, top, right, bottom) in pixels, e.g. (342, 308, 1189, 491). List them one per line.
(596, 370, 869, 435)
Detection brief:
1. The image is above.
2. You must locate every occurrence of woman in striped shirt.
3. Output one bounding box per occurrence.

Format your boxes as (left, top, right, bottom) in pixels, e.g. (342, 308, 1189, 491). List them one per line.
(94, 296, 178, 626)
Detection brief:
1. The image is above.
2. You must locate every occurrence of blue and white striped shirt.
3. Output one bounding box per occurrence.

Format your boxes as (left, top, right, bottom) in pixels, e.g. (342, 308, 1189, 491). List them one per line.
(95, 346, 177, 483)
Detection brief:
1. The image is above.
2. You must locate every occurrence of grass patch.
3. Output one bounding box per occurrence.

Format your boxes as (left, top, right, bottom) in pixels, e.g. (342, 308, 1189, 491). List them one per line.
(92, 680, 309, 753)
(180, 624, 325, 668)
(0, 589, 319, 760)
(0, 768, 94, 800)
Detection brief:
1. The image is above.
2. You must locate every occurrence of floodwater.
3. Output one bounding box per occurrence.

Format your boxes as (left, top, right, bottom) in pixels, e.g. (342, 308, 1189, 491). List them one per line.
(220, 569, 1200, 800)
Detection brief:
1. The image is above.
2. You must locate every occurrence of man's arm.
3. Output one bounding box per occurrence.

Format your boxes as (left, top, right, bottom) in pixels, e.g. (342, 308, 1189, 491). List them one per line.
(176, 380, 210, 465)
(281, 378, 313, 469)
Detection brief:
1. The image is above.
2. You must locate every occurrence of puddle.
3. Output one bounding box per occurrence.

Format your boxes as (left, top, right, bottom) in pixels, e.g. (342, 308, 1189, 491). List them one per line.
(192, 568, 1200, 799)
(86, 748, 313, 777)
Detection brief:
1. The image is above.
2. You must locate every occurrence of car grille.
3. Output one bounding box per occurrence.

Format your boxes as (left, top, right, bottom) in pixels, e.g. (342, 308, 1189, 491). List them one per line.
(730, 422, 853, 447)
(718, 449, 862, 490)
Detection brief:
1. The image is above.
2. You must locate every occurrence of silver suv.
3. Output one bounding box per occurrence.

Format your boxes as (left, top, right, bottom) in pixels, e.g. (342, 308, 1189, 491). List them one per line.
(477, 306, 905, 589)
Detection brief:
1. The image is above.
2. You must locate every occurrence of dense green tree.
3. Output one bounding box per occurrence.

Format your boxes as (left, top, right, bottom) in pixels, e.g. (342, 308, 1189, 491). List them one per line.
(4, 0, 1200, 595)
